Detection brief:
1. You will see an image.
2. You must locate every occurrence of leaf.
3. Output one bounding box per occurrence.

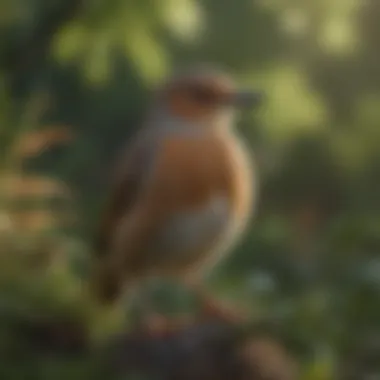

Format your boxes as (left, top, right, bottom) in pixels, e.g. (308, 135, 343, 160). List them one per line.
(51, 21, 89, 63)
(318, 0, 359, 55)
(1, 175, 71, 198)
(9, 210, 57, 231)
(83, 31, 112, 85)
(246, 65, 327, 141)
(160, 0, 204, 42)
(13, 127, 74, 159)
(122, 20, 169, 84)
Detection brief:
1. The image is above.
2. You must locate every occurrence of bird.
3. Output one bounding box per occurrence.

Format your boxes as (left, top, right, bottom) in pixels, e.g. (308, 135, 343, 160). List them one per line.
(91, 65, 262, 318)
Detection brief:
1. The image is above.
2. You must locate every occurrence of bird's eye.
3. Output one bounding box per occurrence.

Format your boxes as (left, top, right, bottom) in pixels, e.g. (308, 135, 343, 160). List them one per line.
(188, 86, 218, 104)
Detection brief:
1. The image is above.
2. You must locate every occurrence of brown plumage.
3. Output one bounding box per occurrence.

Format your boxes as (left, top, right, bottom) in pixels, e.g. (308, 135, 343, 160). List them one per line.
(92, 66, 262, 306)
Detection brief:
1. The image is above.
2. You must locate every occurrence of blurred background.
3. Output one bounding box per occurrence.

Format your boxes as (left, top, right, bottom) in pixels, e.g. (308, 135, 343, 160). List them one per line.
(1, 0, 380, 379)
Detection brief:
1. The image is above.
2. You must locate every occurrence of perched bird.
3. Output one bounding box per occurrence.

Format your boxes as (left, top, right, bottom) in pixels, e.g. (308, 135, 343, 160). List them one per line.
(92, 66, 262, 313)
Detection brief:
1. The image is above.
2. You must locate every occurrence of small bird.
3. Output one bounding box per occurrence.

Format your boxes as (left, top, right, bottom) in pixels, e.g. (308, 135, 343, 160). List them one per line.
(92, 65, 261, 314)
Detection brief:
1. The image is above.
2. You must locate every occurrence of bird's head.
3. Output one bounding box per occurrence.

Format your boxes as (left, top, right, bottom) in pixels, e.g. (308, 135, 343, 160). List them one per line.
(152, 66, 263, 130)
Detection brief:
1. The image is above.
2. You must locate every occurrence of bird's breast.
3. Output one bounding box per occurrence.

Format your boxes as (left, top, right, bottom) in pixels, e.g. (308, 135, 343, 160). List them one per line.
(153, 131, 254, 218)
(152, 194, 232, 261)
(145, 131, 255, 270)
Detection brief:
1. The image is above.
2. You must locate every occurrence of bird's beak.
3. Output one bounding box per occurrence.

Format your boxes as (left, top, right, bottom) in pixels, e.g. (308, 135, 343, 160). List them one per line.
(229, 90, 264, 108)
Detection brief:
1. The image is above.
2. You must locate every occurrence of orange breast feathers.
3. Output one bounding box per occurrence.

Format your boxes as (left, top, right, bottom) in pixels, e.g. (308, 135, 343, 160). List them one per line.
(143, 133, 254, 224)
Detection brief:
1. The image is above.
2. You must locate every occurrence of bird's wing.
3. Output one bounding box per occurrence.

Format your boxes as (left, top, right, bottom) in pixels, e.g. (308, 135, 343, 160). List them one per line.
(94, 131, 158, 257)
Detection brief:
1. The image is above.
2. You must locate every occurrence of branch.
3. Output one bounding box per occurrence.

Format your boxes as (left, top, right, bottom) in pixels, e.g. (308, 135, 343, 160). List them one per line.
(9, 309, 298, 380)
